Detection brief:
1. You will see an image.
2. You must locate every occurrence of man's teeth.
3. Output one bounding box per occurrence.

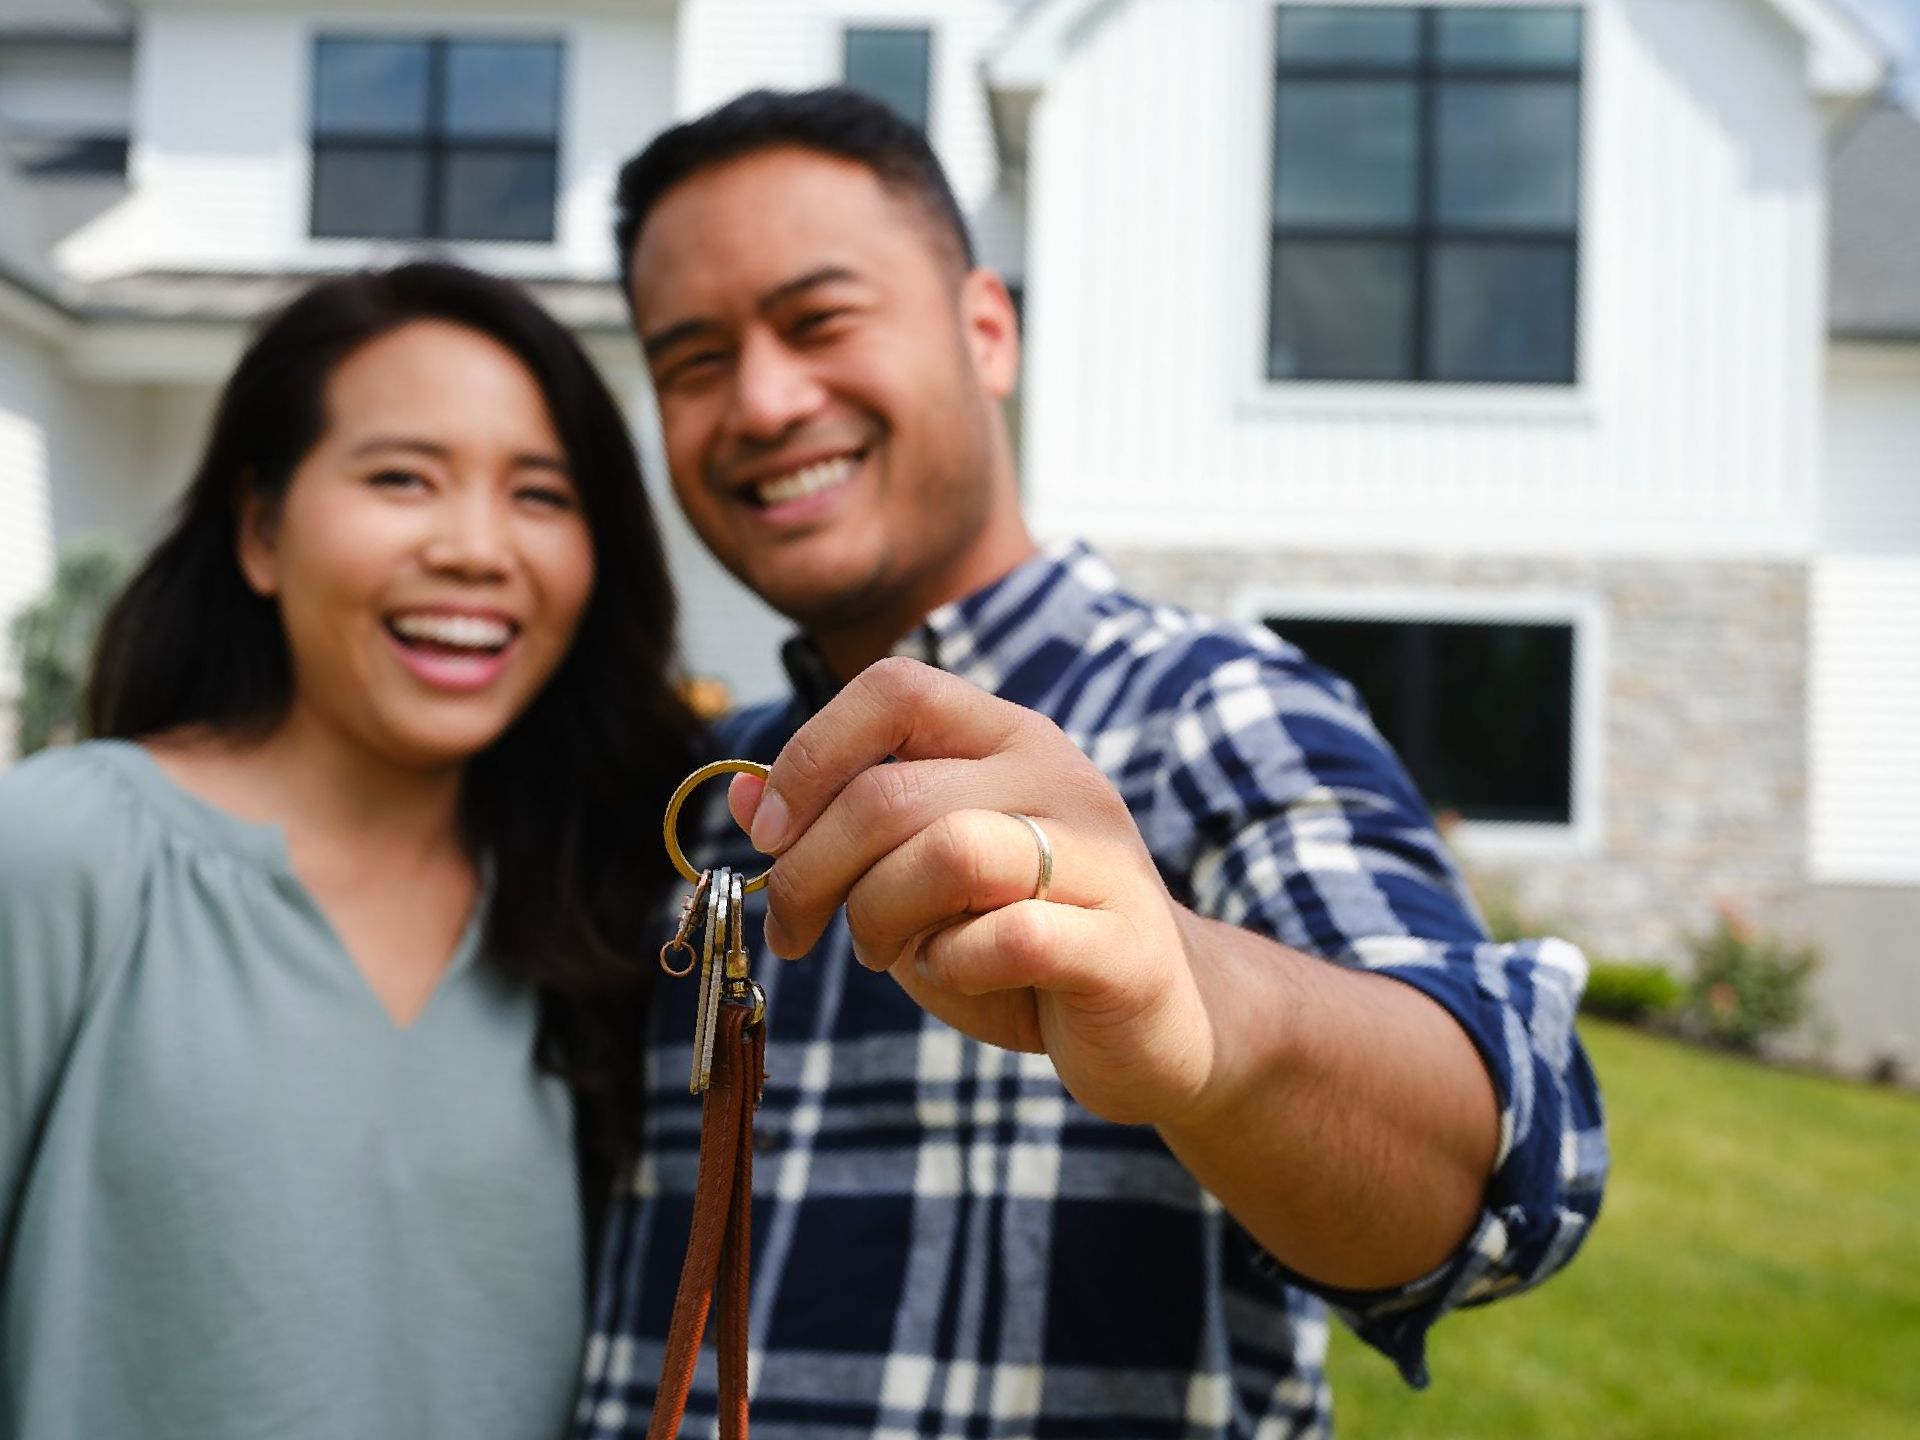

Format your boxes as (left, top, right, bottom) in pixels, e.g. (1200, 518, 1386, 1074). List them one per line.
(390, 614, 514, 651)
(755, 455, 856, 507)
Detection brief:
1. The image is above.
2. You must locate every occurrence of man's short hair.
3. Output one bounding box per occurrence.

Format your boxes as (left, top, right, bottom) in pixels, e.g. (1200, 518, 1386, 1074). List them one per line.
(613, 87, 977, 299)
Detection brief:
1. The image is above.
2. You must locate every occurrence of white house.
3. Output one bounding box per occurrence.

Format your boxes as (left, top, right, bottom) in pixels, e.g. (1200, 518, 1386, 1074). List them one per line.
(2, 0, 1915, 1071)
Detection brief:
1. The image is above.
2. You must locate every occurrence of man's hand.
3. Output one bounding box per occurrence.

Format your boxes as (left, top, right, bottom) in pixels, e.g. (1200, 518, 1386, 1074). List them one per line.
(728, 656, 1227, 1128)
(729, 656, 1507, 1290)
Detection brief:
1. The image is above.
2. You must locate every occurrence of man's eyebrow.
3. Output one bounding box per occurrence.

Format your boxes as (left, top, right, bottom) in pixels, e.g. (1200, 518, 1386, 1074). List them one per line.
(758, 265, 862, 311)
(642, 316, 725, 361)
(641, 266, 865, 360)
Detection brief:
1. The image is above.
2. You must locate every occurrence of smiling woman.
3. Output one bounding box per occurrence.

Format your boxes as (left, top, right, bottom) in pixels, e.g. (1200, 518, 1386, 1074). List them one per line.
(0, 264, 700, 1440)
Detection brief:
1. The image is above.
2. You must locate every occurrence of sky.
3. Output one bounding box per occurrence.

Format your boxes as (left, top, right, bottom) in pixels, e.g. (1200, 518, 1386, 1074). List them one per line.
(1843, 0, 1920, 102)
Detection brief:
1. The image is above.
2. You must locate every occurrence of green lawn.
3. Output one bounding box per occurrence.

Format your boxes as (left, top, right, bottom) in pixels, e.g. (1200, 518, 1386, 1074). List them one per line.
(1326, 1020, 1920, 1439)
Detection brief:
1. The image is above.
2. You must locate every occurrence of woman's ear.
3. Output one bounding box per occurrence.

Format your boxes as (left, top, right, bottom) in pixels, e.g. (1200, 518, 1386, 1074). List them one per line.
(236, 473, 280, 598)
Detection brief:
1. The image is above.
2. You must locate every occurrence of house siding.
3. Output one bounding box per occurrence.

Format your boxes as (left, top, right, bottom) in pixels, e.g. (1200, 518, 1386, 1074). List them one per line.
(57, 5, 680, 283)
(674, 0, 1025, 273)
(1811, 342, 1920, 886)
(1104, 545, 1810, 963)
(1809, 555, 1920, 884)
(1020, 0, 1827, 557)
(1823, 341, 1920, 553)
(0, 322, 61, 764)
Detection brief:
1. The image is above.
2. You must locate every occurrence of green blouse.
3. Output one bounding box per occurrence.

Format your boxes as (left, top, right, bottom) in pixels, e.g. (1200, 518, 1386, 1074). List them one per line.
(0, 741, 585, 1438)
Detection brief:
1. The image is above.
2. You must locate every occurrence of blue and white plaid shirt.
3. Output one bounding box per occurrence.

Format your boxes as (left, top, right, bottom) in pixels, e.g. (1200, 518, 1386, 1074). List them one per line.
(576, 541, 1607, 1440)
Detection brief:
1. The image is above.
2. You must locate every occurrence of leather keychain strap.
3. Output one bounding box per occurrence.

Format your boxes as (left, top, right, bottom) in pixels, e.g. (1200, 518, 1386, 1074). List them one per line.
(647, 1002, 767, 1440)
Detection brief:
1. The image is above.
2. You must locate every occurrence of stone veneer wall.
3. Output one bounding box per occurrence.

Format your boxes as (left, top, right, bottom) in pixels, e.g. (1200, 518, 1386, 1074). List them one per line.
(1102, 548, 1810, 965)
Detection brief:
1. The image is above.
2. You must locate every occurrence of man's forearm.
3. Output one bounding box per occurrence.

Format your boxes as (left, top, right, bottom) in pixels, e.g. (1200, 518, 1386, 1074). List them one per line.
(1156, 909, 1501, 1292)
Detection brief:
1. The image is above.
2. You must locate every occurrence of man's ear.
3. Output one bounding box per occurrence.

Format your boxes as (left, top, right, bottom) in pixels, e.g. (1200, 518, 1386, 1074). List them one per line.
(959, 268, 1020, 402)
(236, 474, 281, 598)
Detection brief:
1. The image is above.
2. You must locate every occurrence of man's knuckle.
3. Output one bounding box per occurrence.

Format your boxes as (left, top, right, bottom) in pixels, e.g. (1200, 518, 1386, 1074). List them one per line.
(856, 761, 929, 829)
(923, 809, 969, 867)
(930, 812, 996, 902)
(1061, 761, 1122, 816)
(843, 886, 882, 948)
(775, 728, 831, 796)
(865, 654, 929, 699)
(1003, 901, 1054, 961)
(765, 861, 807, 920)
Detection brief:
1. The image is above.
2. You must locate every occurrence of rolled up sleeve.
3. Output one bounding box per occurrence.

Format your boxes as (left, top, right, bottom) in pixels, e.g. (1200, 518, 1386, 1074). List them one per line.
(1155, 649, 1609, 1387)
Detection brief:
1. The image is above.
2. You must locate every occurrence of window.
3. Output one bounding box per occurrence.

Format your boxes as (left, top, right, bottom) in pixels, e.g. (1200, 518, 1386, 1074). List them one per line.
(1267, 615, 1576, 823)
(13, 136, 129, 177)
(310, 36, 562, 243)
(844, 27, 932, 130)
(1267, 6, 1582, 384)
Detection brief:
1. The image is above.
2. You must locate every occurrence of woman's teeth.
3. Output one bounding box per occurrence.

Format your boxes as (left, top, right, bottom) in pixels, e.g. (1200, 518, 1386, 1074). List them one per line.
(389, 613, 514, 652)
(755, 455, 856, 507)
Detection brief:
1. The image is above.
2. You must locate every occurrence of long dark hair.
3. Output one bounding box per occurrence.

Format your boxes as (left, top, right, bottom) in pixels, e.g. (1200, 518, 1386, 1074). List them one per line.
(90, 262, 700, 1195)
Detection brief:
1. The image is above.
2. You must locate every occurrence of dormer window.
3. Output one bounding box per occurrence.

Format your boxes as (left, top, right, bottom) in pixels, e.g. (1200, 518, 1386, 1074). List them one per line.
(844, 27, 932, 131)
(1266, 6, 1582, 384)
(309, 35, 562, 243)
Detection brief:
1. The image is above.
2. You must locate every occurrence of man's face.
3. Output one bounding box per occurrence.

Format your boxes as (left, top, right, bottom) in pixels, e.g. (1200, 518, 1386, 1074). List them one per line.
(629, 147, 1020, 635)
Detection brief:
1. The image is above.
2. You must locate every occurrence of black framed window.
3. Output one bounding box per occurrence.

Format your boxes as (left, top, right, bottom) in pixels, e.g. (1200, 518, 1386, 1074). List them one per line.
(1268, 615, 1576, 823)
(1267, 6, 1581, 383)
(844, 27, 932, 130)
(13, 135, 129, 177)
(310, 35, 562, 243)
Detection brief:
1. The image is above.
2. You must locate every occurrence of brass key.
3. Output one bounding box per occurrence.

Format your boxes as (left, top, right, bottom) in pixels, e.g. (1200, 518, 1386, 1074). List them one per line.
(657, 761, 774, 1094)
(691, 866, 731, 1093)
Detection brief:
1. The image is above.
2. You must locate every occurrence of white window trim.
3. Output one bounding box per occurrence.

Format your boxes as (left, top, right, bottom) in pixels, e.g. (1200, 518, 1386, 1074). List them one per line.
(1235, 0, 1599, 421)
(1234, 583, 1608, 859)
(293, 21, 572, 267)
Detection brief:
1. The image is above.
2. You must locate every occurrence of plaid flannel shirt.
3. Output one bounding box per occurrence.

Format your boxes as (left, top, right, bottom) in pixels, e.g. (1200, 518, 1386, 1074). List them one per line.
(575, 541, 1607, 1440)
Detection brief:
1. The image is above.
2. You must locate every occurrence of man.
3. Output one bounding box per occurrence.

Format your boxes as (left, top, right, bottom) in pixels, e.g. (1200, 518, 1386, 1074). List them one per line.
(576, 89, 1605, 1440)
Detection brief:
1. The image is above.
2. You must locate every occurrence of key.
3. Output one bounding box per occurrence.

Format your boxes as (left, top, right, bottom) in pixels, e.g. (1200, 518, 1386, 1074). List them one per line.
(725, 870, 749, 985)
(660, 870, 711, 978)
(692, 866, 732, 1094)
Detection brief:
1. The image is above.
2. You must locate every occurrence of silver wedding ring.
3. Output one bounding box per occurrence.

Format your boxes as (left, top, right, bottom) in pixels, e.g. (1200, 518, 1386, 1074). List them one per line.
(1009, 813, 1054, 903)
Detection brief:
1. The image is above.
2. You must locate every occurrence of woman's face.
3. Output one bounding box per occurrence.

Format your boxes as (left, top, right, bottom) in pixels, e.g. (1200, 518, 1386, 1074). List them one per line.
(240, 319, 597, 771)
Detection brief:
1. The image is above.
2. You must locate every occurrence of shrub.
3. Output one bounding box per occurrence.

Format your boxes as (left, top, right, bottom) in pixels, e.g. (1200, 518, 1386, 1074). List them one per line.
(1683, 903, 1820, 1054)
(1580, 961, 1684, 1023)
(7, 544, 126, 757)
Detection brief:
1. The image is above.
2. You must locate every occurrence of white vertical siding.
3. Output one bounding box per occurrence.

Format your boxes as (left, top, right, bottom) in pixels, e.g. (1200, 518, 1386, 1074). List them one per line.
(0, 327, 60, 759)
(1020, 0, 1830, 556)
(675, 0, 1025, 271)
(58, 5, 680, 283)
(0, 43, 133, 135)
(1809, 556, 1920, 882)
(0, 331, 148, 767)
(1823, 342, 1920, 553)
(620, 373, 794, 709)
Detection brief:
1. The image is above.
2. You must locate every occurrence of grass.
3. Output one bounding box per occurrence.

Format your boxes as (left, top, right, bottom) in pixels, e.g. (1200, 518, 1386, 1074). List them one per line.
(1325, 1020, 1920, 1438)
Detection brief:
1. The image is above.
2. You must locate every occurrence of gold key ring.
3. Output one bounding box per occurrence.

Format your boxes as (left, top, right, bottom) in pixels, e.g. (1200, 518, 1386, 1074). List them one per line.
(663, 759, 774, 894)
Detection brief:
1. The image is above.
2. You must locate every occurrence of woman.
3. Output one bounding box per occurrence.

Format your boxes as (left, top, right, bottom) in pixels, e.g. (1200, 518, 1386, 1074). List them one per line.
(0, 264, 699, 1437)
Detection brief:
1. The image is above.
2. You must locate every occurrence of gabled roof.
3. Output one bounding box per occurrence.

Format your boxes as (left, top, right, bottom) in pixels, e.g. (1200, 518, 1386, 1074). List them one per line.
(58, 269, 631, 333)
(1764, 0, 1892, 96)
(986, 0, 1887, 100)
(1830, 102, 1920, 341)
(0, 0, 132, 42)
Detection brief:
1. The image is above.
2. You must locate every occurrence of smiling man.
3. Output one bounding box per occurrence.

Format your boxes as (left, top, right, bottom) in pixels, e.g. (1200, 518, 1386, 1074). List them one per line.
(574, 89, 1607, 1440)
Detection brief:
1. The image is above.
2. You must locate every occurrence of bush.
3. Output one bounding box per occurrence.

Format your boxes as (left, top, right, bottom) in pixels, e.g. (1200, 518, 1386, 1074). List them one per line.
(7, 544, 125, 757)
(1683, 903, 1820, 1054)
(1581, 961, 1685, 1023)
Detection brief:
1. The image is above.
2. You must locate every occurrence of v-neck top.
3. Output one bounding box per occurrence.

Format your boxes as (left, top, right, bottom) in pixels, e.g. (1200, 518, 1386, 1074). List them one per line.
(0, 740, 585, 1439)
